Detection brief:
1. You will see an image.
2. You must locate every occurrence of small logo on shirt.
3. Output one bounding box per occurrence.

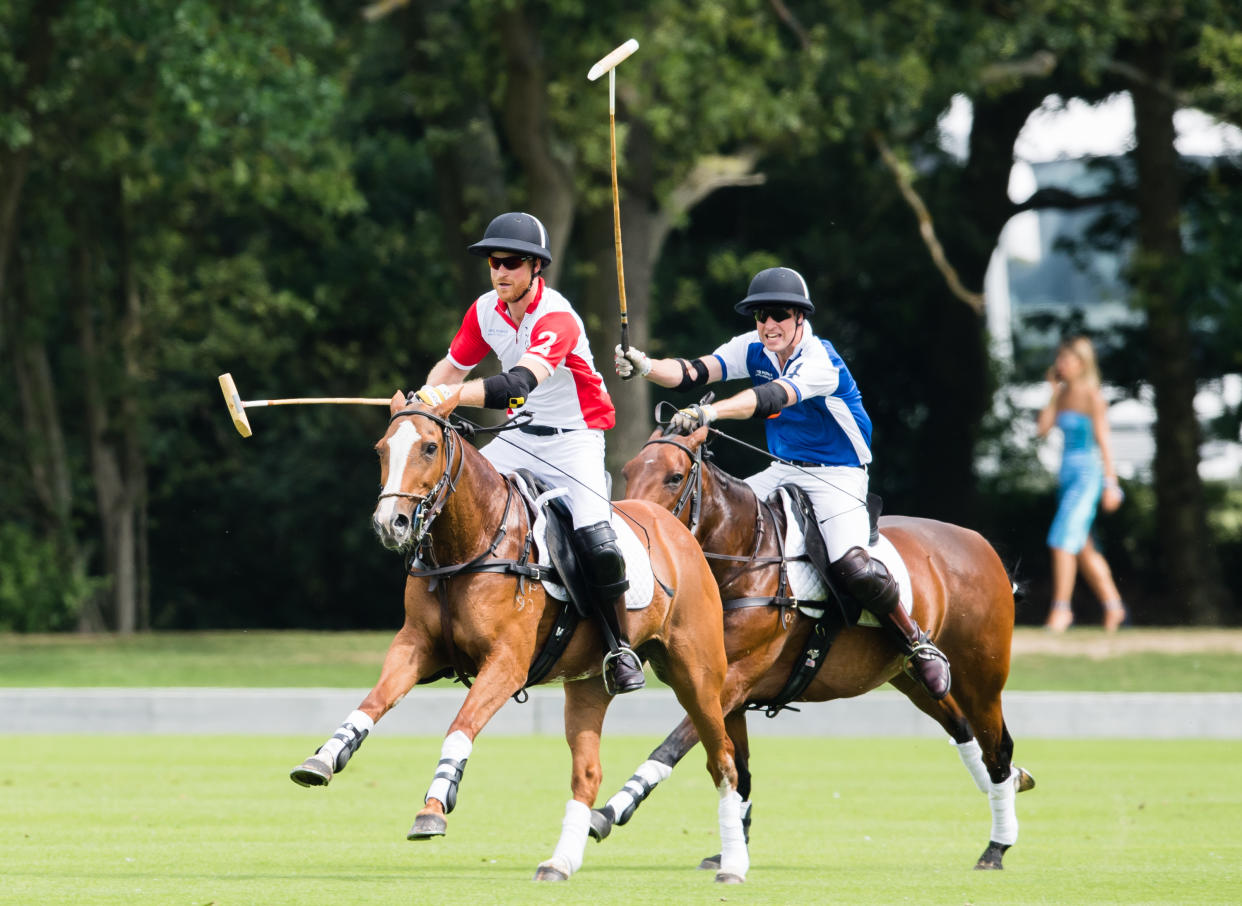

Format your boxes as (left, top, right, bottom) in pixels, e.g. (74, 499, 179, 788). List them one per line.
(755, 369, 776, 380)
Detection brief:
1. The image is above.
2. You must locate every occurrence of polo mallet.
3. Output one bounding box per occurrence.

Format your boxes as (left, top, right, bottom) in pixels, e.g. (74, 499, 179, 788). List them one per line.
(588, 38, 640, 372)
(218, 372, 390, 438)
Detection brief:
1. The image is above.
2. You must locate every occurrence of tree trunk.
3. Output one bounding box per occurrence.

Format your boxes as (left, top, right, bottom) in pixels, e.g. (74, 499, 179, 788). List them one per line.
(1130, 35, 1229, 623)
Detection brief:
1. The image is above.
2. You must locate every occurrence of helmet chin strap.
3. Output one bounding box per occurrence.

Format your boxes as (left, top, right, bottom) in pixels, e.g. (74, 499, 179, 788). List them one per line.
(510, 265, 541, 305)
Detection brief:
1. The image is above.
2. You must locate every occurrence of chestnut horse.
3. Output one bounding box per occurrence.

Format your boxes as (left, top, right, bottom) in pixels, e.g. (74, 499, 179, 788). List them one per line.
(290, 394, 749, 883)
(592, 425, 1031, 870)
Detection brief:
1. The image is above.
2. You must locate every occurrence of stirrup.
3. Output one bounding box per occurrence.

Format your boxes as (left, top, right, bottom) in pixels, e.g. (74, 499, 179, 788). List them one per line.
(904, 639, 951, 700)
(603, 646, 645, 695)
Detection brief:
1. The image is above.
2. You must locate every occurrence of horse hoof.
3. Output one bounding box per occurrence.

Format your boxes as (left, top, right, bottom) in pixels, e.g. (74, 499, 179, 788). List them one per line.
(1014, 766, 1036, 793)
(974, 841, 1009, 870)
(533, 859, 570, 882)
(407, 813, 447, 840)
(588, 808, 613, 842)
(697, 853, 721, 871)
(290, 757, 332, 788)
(714, 871, 745, 884)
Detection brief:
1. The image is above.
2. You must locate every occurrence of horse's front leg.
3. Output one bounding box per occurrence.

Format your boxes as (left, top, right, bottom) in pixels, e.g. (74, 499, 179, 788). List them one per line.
(534, 676, 612, 882)
(291, 622, 432, 787)
(407, 651, 527, 841)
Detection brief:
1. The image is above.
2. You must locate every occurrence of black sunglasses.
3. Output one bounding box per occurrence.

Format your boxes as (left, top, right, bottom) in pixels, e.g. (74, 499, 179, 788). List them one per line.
(488, 254, 532, 271)
(753, 307, 794, 323)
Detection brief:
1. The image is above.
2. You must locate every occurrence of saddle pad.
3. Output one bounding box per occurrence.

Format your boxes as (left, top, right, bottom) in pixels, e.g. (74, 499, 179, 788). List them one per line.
(773, 487, 912, 626)
(529, 488, 655, 611)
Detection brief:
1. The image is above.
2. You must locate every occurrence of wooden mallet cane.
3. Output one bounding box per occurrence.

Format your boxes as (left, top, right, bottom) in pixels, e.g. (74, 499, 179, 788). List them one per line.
(588, 38, 640, 372)
(218, 373, 390, 438)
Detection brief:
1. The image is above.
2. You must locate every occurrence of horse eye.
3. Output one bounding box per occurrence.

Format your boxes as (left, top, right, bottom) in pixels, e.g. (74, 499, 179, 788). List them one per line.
(423, 441, 438, 457)
(665, 472, 684, 485)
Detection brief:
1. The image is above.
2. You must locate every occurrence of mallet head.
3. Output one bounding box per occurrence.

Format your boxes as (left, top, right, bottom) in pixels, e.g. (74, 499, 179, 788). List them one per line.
(587, 39, 639, 81)
(218, 373, 253, 438)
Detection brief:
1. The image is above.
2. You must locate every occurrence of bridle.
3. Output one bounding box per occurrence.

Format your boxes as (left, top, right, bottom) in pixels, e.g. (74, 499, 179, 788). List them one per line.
(641, 434, 704, 534)
(377, 408, 464, 544)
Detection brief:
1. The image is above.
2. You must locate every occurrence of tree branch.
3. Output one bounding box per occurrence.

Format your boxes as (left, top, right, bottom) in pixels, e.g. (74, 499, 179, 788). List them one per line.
(979, 50, 1058, 87)
(1012, 186, 1118, 214)
(871, 132, 985, 314)
(767, 0, 811, 51)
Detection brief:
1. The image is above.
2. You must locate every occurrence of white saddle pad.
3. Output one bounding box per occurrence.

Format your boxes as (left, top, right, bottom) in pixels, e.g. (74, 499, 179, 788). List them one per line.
(773, 487, 912, 626)
(528, 488, 655, 611)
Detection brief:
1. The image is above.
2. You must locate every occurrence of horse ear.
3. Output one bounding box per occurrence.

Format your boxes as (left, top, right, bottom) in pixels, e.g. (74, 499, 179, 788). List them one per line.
(389, 390, 406, 415)
(433, 386, 463, 417)
(689, 425, 710, 447)
(647, 426, 664, 441)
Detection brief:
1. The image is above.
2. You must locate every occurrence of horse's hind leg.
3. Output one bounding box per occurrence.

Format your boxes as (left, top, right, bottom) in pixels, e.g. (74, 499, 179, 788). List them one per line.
(952, 680, 1026, 869)
(291, 623, 431, 788)
(534, 677, 612, 882)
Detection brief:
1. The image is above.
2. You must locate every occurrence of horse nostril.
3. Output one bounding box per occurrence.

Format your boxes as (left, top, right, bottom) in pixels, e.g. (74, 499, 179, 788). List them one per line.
(393, 513, 410, 532)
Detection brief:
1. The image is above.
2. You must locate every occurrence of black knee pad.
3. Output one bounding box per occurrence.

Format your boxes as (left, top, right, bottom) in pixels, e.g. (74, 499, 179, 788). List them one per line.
(574, 521, 629, 598)
(831, 546, 899, 615)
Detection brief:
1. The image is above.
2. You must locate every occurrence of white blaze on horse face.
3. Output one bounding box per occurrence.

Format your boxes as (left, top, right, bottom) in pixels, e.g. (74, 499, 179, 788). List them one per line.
(375, 421, 419, 524)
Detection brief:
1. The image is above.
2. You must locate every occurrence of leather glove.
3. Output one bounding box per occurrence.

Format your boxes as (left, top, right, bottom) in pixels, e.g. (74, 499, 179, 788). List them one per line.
(670, 403, 718, 434)
(413, 384, 451, 407)
(614, 344, 652, 379)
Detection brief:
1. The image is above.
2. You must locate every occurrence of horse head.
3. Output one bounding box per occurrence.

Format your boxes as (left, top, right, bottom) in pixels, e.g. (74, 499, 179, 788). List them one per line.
(621, 425, 711, 532)
(372, 388, 463, 551)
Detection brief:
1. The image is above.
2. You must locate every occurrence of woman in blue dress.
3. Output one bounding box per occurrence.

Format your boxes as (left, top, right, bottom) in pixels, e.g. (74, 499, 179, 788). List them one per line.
(1037, 336, 1126, 632)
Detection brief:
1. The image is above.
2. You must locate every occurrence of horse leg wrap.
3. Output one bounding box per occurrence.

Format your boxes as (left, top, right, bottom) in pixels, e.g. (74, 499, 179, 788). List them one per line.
(425, 730, 472, 813)
(988, 768, 1019, 846)
(954, 738, 991, 794)
(717, 789, 750, 879)
(316, 710, 374, 774)
(544, 799, 591, 877)
(604, 759, 672, 825)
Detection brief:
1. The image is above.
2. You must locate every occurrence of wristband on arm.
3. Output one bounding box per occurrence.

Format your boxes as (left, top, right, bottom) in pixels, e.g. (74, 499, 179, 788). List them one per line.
(482, 365, 538, 410)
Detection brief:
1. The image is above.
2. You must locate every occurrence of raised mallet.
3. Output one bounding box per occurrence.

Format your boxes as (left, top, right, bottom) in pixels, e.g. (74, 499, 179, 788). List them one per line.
(587, 38, 640, 363)
(218, 372, 390, 438)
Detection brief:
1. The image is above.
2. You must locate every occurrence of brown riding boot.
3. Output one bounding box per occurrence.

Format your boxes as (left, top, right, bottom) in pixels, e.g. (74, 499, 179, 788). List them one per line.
(884, 605, 952, 701)
(832, 545, 951, 701)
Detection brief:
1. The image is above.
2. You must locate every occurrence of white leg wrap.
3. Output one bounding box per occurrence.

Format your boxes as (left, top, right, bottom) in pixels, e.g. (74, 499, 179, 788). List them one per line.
(717, 789, 749, 879)
(988, 768, 1019, 845)
(953, 738, 991, 794)
(604, 759, 673, 819)
(543, 799, 591, 877)
(425, 730, 473, 807)
(317, 710, 375, 767)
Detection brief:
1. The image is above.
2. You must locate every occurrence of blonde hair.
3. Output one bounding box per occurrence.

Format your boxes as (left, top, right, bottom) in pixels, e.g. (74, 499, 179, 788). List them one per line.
(1058, 335, 1101, 388)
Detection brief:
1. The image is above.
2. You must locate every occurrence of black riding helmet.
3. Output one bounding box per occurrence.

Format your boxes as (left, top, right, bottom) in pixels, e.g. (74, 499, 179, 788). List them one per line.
(467, 212, 553, 264)
(734, 266, 815, 314)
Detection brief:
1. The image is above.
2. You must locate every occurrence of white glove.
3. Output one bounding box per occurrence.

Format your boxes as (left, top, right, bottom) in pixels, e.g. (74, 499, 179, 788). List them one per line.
(413, 384, 451, 407)
(614, 344, 652, 379)
(670, 403, 718, 434)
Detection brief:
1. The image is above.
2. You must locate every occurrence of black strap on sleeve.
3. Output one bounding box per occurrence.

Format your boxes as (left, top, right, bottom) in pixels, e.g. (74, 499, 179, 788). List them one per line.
(751, 380, 789, 418)
(674, 358, 711, 392)
(482, 365, 538, 410)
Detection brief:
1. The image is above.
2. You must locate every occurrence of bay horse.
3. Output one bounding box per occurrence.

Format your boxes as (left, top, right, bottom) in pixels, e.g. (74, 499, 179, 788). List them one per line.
(593, 425, 1032, 870)
(290, 393, 749, 883)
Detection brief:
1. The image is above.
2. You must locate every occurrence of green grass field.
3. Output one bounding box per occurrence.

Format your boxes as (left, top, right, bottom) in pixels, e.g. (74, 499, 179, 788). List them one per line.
(5, 735, 1240, 906)
(3, 628, 1240, 691)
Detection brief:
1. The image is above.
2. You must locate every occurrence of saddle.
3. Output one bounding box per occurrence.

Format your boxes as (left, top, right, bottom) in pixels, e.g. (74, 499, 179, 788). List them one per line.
(512, 469, 594, 620)
(744, 486, 884, 717)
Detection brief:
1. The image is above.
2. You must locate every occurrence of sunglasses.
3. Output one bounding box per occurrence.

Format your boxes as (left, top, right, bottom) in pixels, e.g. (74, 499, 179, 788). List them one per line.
(488, 254, 532, 271)
(753, 307, 794, 324)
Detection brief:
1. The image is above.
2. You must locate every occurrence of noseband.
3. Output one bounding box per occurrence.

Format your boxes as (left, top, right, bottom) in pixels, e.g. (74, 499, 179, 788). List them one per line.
(642, 435, 704, 533)
(377, 408, 464, 543)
